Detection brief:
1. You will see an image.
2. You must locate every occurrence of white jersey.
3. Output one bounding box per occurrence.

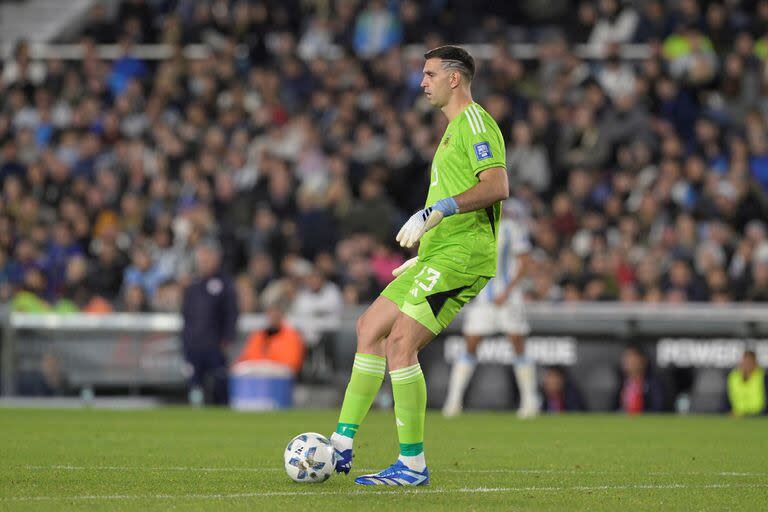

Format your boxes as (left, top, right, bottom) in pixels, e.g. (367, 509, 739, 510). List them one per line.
(479, 217, 531, 303)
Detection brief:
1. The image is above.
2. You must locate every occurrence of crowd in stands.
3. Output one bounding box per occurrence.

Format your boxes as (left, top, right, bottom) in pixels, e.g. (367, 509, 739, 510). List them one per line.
(3, 0, 768, 316)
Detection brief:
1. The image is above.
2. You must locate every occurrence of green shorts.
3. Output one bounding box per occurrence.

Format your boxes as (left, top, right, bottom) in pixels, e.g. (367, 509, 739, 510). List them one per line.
(381, 259, 490, 335)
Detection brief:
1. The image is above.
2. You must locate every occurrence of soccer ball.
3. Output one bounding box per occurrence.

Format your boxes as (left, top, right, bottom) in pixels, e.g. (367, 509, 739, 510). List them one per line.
(284, 432, 335, 483)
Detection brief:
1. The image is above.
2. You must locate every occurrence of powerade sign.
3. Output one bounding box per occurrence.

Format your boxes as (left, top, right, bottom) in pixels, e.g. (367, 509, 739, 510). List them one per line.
(440, 335, 768, 369)
(656, 338, 768, 368)
(443, 335, 578, 365)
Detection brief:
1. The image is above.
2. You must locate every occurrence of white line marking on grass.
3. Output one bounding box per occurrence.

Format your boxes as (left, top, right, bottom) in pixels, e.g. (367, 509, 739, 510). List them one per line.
(3, 483, 768, 502)
(718, 472, 768, 477)
(25, 465, 280, 472)
(24, 465, 768, 478)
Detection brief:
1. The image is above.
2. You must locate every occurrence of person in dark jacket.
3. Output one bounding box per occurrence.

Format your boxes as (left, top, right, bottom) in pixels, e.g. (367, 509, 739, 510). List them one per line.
(540, 366, 587, 413)
(615, 344, 666, 413)
(181, 240, 238, 406)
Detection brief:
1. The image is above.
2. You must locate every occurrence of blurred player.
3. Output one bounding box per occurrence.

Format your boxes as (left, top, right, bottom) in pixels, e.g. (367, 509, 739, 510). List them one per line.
(329, 45, 508, 486)
(442, 199, 538, 418)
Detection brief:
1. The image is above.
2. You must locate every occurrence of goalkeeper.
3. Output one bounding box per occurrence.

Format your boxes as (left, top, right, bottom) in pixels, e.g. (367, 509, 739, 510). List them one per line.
(330, 45, 508, 487)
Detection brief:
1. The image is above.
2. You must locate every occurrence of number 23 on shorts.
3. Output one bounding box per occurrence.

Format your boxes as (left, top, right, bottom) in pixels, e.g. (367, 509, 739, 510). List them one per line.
(410, 266, 441, 297)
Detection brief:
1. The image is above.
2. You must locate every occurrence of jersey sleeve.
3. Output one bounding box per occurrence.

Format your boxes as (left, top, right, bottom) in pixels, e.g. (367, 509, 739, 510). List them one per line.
(461, 105, 506, 176)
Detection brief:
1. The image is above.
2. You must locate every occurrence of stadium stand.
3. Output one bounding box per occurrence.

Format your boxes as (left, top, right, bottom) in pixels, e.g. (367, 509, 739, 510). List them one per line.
(2, 0, 768, 317)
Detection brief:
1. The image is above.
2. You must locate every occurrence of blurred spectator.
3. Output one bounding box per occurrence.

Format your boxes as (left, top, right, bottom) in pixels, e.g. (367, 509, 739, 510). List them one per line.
(152, 279, 183, 312)
(11, 267, 77, 313)
(181, 241, 239, 406)
(507, 120, 550, 193)
(42, 221, 83, 298)
(17, 353, 64, 396)
(237, 297, 305, 375)
(342, 176, 397, 241)
(368, 241, 405, 288)
(119, 283, 149, 312)
(108, 38, 148, 97)
(86, 240, 128, 302)
(61, 254, 91, 309)
(662, 259, 708, 301)
(2, 40, 46, 89)
(342, 255, 380, 304)
(558, 106, 610, 171)
(353, 0, 402, 58)
(541, 366, 587, 413)
(588, 0, 639, 49)
(117, 0, 155, 43)
(726, 350, 767, 416)
(291, 267, 343, 347)
(82, 3, 116, 44)
(11, 268, 51, 312)
(662, 24, 717, 84)
(616, 345, 666, 413)
(634, 1, 668, 43)
(287, 262, 340, 381)
(122, 245, 167, 298)
(295, 187, 339, 261)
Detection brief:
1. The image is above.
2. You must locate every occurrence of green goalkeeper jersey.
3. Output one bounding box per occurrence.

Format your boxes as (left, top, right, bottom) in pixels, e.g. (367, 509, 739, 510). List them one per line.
(418, 102, 506, 277)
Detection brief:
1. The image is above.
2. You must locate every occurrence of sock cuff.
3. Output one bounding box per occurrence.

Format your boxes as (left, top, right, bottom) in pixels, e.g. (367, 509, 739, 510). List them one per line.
(460, 352, 477, 364)
(399, 442, 424, 456)
(390, 363, 423, 383)
(335, 423, 359, 438)
(353, 353, 386, 377)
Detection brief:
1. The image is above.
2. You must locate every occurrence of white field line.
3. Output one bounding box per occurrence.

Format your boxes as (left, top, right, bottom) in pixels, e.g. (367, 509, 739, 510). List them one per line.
(21, 465, 768, 478)
(24, 465, 278, 473)
(2, 483, 768, 502)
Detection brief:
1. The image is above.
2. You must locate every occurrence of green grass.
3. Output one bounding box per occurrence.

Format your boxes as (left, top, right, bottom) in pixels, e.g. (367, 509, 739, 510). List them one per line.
(0, 408, 767, 511)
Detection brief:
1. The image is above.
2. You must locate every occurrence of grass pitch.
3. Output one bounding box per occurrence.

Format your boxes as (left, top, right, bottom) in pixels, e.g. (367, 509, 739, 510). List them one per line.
(1, 408, 766, 511)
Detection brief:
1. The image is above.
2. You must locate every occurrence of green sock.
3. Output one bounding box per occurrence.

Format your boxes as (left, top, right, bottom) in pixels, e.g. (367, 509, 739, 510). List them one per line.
(335, 353, 386, 439)
(390, 363, 426, 457)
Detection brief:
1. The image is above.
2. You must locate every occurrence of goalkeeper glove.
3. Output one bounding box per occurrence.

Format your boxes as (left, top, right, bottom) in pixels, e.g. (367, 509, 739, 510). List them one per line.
(396, 197, 459, 248)
(392, 256, 418, 277)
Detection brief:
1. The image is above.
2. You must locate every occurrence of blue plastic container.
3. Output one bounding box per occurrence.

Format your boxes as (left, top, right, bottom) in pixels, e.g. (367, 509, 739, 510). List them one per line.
(229, 363, 294, 411)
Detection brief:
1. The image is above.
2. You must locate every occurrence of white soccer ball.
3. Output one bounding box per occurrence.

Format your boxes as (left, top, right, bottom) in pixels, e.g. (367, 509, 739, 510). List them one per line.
(284, 432, 335, 483)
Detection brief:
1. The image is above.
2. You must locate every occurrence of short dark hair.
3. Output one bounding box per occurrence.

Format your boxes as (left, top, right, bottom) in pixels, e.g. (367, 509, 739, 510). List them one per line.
(744, 350, 757, 361)
(424, 45, 475, 83)
(623, 344, 647, 360)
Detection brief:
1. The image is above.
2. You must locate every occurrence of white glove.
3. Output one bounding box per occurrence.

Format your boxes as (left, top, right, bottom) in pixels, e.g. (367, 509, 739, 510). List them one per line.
(396, 207, 444, 248)
(392, 256, 418, 277)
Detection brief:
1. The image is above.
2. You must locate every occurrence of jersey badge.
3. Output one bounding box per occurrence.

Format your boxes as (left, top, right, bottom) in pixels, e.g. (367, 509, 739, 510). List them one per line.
(474, 141, 492, 160)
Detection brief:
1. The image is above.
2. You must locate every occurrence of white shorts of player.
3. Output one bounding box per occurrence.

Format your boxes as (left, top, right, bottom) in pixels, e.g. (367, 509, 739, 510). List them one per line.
(462, 291, 530, 337)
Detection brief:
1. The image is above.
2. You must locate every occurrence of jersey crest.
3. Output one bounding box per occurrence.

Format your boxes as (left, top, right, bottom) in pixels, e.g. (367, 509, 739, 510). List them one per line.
(473, 141, 492, 161)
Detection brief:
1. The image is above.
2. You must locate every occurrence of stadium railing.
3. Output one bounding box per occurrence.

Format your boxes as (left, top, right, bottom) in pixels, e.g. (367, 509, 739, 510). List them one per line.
(2, 303, 767, 400)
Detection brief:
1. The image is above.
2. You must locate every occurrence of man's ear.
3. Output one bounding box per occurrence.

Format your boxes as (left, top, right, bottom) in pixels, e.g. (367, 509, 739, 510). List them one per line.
(450, 71, 460, 89)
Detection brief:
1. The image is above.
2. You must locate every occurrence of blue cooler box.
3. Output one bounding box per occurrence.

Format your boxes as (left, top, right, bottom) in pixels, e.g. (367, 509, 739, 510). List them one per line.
(229, 362, 295, 411)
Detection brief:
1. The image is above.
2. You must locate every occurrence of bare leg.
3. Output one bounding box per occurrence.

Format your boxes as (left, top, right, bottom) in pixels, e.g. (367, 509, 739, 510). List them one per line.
(356, 295, 401, 356)
(385, 313, 436, 370)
